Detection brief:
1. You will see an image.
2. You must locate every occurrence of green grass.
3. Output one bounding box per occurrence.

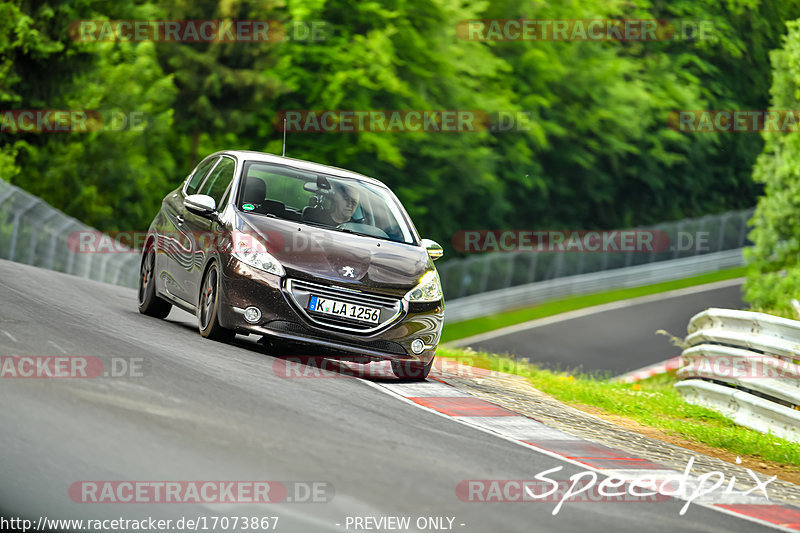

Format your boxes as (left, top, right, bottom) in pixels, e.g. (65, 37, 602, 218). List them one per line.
(437, 346, 800, 467)
(442, 266, 747, 343)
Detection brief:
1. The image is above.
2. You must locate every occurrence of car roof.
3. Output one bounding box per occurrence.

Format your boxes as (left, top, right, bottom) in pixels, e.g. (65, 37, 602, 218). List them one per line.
(213, 150, 388, 188)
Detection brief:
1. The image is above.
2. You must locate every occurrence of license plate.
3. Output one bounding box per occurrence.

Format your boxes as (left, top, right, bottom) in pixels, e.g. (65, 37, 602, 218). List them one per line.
(308, 295, 381, 324)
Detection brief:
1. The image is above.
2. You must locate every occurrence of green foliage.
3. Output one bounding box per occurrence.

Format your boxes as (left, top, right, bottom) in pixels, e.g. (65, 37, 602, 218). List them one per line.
(154, 0, 285, 168)
(1, 0, 798, 248)
(746, 19, 800, 315)
(1, 0, 177, 231)
(255, 0, 520, 242)
(486, 0, 795, 231)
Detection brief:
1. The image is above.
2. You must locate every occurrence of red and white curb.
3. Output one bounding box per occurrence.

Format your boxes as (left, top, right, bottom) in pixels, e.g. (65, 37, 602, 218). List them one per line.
(364, 371, 800, 531)
(613, 356, 683, 384)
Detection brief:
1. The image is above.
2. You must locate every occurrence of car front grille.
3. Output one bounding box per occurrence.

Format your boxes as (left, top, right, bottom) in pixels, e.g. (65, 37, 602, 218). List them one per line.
(263, 320, 407, 355)
(284, 278, 404, 333)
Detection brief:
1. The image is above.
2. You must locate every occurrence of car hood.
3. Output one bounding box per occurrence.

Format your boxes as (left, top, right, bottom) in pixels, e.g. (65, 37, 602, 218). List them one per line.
(237, 213, 431, 295)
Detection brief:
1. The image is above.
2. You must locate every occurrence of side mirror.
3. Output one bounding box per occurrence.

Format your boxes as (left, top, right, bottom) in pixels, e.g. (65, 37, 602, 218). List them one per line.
(184, 194, 217, 218)
(421, 239, 444, 261)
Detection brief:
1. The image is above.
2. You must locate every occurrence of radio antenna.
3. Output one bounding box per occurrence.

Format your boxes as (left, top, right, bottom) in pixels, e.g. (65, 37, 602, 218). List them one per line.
(282, 118, 287, 157)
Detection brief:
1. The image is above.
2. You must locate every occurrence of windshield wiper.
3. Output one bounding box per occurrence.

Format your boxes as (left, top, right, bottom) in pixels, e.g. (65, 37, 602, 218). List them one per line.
(335, 226, 405, 244)
(334, 226, 359, 235)
(301, 222, 363, 236)
(298, 220, 405, 244)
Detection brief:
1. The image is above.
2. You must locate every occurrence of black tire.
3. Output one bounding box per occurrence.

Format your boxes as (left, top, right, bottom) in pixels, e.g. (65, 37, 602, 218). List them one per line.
(138, 247, 172, 318)
(198, 262, 235, 343)
(391, 358, 434, 381)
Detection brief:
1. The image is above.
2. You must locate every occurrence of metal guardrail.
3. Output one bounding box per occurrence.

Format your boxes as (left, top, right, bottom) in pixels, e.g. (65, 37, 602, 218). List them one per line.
(445, 248, 745, 323)
(438, 208, 754, 300)
(0, 180, 139, 288)
(675, 308, 800, 443)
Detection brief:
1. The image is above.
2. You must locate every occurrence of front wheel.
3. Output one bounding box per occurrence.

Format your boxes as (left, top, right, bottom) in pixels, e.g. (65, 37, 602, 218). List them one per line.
(198, 262, 235, 343)
(391, 358, 434, 381)
(138, 247, 172, 318)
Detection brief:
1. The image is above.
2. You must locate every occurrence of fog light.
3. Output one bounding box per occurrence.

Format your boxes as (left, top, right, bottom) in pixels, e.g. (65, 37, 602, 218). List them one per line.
(410, 339, 425, 354)
(243, 306, 262, 323)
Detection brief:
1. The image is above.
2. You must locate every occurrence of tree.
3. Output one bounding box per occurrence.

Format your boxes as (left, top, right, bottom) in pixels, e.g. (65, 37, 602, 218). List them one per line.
(152, 0, 285, 168)
(744, 18, 800, 315)
(1, 0, 177, 232)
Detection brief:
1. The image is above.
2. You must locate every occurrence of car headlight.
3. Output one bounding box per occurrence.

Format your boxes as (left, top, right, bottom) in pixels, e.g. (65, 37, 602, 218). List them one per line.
(232, 239, 285, 276)
(406, 270, 443, 302)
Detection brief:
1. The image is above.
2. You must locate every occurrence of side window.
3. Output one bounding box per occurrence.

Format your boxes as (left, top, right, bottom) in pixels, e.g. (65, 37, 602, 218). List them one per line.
(185, 157, 219, 195)
(198, 157, 236, 207)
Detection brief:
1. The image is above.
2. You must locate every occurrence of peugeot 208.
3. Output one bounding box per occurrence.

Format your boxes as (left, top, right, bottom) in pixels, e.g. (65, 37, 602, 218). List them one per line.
(138, 151, 444, 379)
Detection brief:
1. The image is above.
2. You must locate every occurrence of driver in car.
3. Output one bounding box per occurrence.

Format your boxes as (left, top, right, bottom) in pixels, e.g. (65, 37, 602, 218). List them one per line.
(330, 182, 360, 224)
(308, 181, 361, 226)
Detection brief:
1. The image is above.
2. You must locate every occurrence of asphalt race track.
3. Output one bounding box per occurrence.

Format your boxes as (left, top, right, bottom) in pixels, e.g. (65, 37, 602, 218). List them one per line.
(454, 280, 745, 376)
(0, 260, 774, 532)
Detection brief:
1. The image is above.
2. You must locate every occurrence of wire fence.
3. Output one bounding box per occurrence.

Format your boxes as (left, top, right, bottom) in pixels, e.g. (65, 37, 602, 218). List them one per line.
(438, 208, 754, 300)
(0, 179, 139, 288)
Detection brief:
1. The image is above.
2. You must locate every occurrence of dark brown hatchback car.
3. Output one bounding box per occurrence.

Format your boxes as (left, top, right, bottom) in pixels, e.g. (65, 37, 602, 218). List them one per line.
(138, 151, 445, 379)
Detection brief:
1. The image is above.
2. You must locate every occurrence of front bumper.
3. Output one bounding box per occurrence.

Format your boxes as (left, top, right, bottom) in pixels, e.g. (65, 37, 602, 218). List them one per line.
(216, 257, 444, 364)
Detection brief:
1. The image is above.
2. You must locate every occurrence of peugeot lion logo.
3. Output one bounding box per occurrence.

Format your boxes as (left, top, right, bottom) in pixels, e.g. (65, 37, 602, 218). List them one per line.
(341, 266, 355, 278)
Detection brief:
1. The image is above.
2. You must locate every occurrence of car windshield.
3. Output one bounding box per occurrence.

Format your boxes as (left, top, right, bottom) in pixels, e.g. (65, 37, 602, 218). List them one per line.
(237, 161, 416, 244)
